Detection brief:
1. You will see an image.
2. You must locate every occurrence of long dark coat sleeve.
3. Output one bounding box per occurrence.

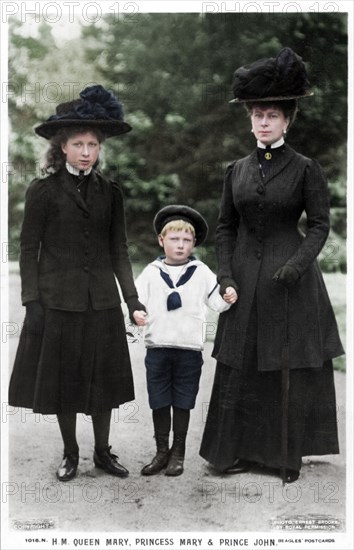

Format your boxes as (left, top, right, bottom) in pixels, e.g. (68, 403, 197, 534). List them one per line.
(20, 168, 138, 311)
(213, 145, 344, 371)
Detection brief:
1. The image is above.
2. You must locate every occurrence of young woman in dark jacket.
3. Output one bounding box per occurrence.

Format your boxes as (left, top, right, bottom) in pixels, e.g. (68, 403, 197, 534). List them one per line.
(199, 48, 344, 483)
(9, 85, 145, 481)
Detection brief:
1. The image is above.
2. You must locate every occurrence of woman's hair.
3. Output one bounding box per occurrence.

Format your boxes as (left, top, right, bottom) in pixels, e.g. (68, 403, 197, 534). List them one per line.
(42, 126, 106, 174)
(244, 99, 298, 128)
(160, 220, 196, 238)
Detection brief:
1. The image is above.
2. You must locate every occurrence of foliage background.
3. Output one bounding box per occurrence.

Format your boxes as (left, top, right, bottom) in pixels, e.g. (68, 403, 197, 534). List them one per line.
(8, 12, 347, 272)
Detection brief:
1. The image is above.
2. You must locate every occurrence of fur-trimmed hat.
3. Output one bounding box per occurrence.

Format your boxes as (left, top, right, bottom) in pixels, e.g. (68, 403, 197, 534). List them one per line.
(35, 85, 131, 139)
(230, 47, 313, 103)
(153, 205, 209, 246)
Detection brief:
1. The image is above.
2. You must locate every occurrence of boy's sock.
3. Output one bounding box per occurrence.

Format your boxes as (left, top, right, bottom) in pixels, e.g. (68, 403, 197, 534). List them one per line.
(152, 405, 171, 434)
(172, 406, 190, 434)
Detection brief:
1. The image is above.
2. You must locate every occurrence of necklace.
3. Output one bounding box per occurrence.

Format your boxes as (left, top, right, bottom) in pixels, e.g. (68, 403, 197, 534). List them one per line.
(75, 171, 86, 192)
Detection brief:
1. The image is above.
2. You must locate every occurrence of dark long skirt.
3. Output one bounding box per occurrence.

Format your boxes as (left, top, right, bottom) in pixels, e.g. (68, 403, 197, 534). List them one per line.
(9, 304, 135, 415)
(199, 301, 339, 472)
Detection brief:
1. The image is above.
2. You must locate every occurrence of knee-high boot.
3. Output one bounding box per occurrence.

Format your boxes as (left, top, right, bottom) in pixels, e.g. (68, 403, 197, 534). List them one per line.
(165, 406, 190, 476)
(141, 406, 171, 475)
(165, 432, 186, 476)
(141, 432, 170, 475)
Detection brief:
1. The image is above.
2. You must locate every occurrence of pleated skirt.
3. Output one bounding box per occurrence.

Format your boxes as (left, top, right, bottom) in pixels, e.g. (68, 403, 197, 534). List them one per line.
(199, 300, 340, 472)
(9, 304, 135, 415)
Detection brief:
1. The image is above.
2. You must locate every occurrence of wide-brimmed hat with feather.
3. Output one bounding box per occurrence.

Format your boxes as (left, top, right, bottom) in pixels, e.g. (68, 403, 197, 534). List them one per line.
(35, 84, 132, 139)
(230, 47, 313, 103)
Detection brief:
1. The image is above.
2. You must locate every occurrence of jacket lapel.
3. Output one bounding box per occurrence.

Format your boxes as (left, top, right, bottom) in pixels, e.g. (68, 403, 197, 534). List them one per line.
(266, 145, 295, 183)
(58, 168, 89, 212)
(249, 145, 296, 184)
(58, 169, 103, 213)
(85, 170, 100, 210)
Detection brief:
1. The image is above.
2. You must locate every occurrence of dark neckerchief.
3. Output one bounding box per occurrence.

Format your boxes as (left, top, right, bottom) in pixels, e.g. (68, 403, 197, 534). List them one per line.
(159, 262, 198, 311)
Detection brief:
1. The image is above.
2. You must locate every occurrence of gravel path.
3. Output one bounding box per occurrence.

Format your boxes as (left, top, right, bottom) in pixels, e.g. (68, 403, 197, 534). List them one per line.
(3, 269, 347, 548)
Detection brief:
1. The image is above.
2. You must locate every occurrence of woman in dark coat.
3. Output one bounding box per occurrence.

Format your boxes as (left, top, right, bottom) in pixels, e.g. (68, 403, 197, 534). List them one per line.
(199, 48, 344, 483)
(9, 85, 145, 481)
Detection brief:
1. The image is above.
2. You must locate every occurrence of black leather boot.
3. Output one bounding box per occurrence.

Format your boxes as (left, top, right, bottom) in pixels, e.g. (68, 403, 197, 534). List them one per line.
(165, 433, 186, 477)
(283, 469, 300, 483)
(141, 433, 170, 475)
(223, 458, 252, 474)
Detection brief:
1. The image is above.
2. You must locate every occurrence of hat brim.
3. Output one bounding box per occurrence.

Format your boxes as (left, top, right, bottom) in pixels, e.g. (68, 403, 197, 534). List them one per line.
(34, 119, 132, 139)
(154, 205, 209, 246)
(229, 90, 314, 103)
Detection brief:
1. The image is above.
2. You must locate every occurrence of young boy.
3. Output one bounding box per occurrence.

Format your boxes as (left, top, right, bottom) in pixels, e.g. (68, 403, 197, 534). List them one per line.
(133, 205, 237, 476)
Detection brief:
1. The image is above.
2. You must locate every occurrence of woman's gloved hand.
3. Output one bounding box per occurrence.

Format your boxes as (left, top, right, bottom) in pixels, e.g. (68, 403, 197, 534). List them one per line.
(25, 300, 45, 333)
(272, 265, 300, 288)
(126, 297, 146, 324)
(219, 277, 239, 297)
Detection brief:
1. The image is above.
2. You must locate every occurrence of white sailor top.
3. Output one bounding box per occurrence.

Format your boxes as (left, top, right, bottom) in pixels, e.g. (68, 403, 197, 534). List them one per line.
(135, 256, 231, 351)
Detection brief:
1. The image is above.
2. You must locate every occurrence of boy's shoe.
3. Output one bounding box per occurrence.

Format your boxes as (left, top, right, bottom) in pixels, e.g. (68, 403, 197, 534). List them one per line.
(165, 454, 184, 476)
(141, 433, 170, 475)
(165, 433, 186, 477)
(94, 446, 129, 477)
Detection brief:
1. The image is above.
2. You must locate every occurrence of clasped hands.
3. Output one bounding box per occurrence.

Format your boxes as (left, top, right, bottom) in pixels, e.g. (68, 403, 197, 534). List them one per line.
(133, 310, 148, 326)
(223, 287, 238, 304)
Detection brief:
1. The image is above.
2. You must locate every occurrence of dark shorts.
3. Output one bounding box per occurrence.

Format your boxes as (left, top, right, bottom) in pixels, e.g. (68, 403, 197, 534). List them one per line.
(145, 348, 203, 410)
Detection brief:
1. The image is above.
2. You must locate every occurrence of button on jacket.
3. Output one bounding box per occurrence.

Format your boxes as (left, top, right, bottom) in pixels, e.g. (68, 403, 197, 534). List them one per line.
(20, 168, 138, 311)
(213, 144, 344, 372)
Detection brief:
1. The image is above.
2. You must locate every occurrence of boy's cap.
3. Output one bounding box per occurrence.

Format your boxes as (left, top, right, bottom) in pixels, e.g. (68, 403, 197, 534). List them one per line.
(153, 205, 208, 246)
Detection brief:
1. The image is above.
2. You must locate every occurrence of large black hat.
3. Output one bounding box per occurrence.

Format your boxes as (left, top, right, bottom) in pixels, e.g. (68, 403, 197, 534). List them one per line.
(230, 47, 313, 103)
(35, 85, 132, 139)
(153, 205, 209, 246)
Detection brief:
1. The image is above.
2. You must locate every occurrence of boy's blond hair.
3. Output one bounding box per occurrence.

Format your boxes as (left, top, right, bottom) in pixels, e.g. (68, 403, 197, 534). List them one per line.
(160, 220, 196, 238)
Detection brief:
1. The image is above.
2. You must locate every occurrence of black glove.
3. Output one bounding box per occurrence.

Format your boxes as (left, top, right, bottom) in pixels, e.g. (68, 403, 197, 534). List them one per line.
(126, 297, 146, 324)
(25, 300, 45, 334)
(219, 277, 239, 297)
(272, 265, 300, 288)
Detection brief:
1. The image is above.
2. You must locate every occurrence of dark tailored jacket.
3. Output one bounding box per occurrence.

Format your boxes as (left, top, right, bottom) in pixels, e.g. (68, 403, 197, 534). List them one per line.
(213, 144, 344, 371)
(20, 168, 138, 311)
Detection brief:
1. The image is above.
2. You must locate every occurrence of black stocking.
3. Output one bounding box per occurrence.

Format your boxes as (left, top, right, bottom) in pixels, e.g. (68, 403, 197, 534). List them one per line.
(57, 413, 79, 455)
(92, 410, 112, 452)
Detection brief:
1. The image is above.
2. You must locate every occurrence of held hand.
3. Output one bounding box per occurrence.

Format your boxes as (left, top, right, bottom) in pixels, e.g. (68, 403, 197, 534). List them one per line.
(133, 310, 148, 326)
(272, 265, 300, 288)
(126, 297, 146, 323)
(223, 286, 238, 304)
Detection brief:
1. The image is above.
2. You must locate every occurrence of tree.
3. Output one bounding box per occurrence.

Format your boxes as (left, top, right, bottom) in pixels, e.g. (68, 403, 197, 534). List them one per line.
(8, 13, 347, 269)
(81, 12, 347, 265)
(8, 17, 102, 256)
